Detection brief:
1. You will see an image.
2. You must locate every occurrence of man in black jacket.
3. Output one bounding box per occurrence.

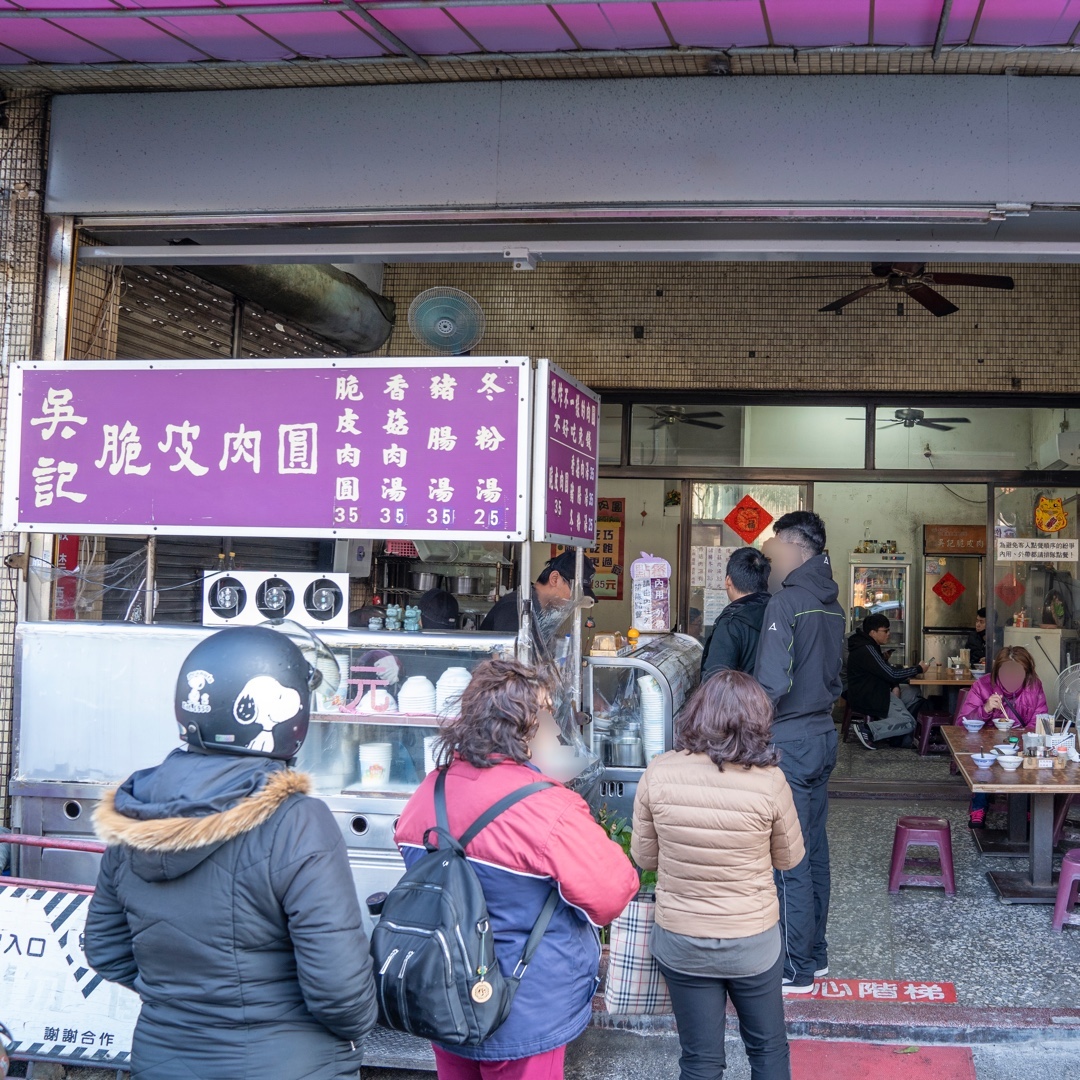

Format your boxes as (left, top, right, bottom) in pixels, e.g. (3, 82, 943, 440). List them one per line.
(86, 627, 378, 1080)
(701, 546, 771, 679)
(846, 614, 929, 750)
(754, 511, 845, 996)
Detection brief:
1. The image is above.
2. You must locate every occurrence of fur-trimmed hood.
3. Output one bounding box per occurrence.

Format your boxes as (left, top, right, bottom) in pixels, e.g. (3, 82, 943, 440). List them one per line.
(94, 749, 310, 883)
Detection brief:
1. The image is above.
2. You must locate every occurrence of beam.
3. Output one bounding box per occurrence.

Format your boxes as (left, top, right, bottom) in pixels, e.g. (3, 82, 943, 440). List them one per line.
(337, 0, 430, 67)
(932, 0, 955, 62)
(77, 238, 1080, 265)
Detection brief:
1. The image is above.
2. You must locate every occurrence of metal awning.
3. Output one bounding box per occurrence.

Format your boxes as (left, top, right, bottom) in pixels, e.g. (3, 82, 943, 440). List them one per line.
(3, 1, 1080, 69)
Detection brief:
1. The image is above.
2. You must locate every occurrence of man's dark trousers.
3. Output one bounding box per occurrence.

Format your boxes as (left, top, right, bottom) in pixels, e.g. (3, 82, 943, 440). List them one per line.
(774, 726, 837, 985)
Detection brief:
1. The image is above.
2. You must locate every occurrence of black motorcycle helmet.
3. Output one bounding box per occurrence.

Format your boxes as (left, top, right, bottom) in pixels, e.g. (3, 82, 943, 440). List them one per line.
(174, 626, 315, 760)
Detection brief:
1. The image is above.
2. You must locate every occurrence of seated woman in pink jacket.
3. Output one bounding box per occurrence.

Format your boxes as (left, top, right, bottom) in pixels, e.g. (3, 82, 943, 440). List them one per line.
(958, 645, 1047, 828)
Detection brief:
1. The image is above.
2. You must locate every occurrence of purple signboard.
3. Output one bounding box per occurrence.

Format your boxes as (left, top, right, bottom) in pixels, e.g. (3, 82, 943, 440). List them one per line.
(532, 358, 600, 545)
(2, 358, 530, 540)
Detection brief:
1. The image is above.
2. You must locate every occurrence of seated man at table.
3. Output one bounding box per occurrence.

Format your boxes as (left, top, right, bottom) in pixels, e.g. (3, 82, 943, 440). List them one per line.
(964, 607, 987, 668)
(846, 614, 929, 751)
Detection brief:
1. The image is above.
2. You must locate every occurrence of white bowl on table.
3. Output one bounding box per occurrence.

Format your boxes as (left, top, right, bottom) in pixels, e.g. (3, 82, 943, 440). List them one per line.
(971, 753, 996, 769)
(961, 718, 985, 734)
(998, 756, 1024, 772)
(993, 743, 1019, 756)
(992, 719, 1014, 733)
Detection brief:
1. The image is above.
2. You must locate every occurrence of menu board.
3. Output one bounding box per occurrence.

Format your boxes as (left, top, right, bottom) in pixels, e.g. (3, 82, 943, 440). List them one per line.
(532, 358, 600, 546)
(2, 358, 530, 540)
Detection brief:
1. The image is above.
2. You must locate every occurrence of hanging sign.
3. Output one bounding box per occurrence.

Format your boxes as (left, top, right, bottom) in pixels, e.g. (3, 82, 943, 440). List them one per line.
(724, 495, 773, 545)
(0, 884, 140, 1067)
(923, 524, 986, 555)
(2, 358, 531, 541)
(532, 358, 600, 546)
(551, 497, 625, 600)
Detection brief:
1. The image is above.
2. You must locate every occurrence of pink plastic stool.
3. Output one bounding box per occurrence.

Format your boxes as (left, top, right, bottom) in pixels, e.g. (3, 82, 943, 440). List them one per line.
(888, 816, 956, 897)
(1052, 849, 1080, 931)
(915, 712, 952, 756)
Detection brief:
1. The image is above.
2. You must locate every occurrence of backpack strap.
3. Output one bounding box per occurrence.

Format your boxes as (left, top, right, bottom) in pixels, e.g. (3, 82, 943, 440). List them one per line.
(458, 781, 554, 849)
(509, 888, 560, 983)
(428, 768, 554, 854)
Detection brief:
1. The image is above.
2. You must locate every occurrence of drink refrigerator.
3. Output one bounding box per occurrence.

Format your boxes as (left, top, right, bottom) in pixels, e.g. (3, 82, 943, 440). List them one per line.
(849, 554, 912, 665)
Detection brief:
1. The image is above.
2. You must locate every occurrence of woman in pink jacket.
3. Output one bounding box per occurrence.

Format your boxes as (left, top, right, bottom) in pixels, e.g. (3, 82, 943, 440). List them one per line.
(958, 646, 1048, 827)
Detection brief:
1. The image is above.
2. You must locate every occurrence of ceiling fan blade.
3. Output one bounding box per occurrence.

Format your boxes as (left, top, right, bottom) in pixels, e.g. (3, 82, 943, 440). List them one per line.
(905, 283, 959, 317)
(876, 420, 903, 429)
(872, 262, 924, 277)
(818, 283, 888, 313)
(927, 273, 1015, 291)
(682, 419, 725, 430)
(922, 417, 970, 424)
(917, 421, 957, 431)
(690, 411, 725, 418)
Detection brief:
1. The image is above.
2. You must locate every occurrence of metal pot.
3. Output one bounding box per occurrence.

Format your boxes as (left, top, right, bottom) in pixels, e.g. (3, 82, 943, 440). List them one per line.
(609, 734, 645, 768)
(450, 575, 478, 595)
(411, 571, 441, 591)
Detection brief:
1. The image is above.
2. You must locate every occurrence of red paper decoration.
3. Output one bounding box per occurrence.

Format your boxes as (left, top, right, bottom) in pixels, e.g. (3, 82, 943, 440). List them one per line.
(932, 572, 966, 606)
(995, 573, 1024, 608)
(724, 495, 774, 545)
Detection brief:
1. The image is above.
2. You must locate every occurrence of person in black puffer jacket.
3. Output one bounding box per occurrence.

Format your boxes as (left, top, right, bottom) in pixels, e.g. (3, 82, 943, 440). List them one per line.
(701, 546, 772, 679)
(85, 627, 377, 1080)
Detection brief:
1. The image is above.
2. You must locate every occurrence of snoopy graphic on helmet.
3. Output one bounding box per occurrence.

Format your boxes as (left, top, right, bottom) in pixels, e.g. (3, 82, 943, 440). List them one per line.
(233, 676, 303, 754)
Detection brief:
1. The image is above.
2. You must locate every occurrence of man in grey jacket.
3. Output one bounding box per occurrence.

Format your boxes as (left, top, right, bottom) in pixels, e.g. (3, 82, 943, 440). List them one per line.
(86, 627, 378, 1080)
(755, 512, 845, 996)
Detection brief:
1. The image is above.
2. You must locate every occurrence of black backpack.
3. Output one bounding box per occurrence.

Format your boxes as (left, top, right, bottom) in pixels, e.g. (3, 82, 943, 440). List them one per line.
(371, 768, 559, 1046)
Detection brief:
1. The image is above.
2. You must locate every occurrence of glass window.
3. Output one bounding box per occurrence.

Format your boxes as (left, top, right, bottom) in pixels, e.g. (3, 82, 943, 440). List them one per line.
(688, 483, 807, 636)
(992, 486, 1080, 712)
(876, 407, 1067, 471)
(630, 404, 862, 468)
(599, 403, 622, 465)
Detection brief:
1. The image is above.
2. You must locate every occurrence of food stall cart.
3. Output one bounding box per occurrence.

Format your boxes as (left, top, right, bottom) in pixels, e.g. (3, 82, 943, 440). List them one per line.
(3, 354, 698, 925)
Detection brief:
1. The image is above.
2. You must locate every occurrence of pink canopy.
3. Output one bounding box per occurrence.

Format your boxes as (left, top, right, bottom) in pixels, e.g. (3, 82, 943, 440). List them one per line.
(1, 1, 1078, 67)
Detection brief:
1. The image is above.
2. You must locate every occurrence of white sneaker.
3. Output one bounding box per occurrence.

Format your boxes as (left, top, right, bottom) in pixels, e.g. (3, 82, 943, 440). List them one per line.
(814, 966, 829, 978)
(782, 979, 815, 995)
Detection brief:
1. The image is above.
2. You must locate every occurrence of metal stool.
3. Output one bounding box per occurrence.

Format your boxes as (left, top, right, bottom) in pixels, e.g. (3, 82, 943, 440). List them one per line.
(915, 712, 952, 756)
(888, 816, 956, 897)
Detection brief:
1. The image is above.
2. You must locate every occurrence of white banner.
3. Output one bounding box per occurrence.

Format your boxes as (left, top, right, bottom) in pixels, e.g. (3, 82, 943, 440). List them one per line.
(0, 884, 139, 1065)
(996, 537, 1079, 562)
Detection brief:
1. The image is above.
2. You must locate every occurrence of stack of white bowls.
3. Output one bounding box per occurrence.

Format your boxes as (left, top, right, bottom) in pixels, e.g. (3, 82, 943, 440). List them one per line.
(637, 675, 666, 761)
(436, 667, 473, 718)
(398, 675, 437, 716)
(356, 687, 398, 715)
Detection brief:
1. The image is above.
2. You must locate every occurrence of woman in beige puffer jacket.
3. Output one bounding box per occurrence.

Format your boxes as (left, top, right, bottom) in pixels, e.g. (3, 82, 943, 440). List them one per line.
(632, 670, 804, 1080)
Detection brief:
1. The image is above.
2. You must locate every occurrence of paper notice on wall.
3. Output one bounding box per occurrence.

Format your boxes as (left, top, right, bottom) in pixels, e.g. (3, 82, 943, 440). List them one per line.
(705, 546, 739, 591)
(690, 545, 708, 588)
(703, 588, 730, 625)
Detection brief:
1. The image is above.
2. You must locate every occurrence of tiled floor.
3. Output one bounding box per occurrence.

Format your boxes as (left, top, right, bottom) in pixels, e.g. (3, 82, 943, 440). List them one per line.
(824, 795, 1080, 1008)
(830, 733, 963, 787)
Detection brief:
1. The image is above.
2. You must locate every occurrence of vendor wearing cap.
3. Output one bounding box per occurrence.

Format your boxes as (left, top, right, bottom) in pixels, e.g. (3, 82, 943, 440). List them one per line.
(480, 551, 596, 645)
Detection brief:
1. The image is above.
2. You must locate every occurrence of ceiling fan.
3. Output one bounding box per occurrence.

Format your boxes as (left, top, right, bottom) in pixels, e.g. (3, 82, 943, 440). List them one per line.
(846, 408, 972, 432)
(648, 406, 725, 430)
(800, 262, 1014, 317)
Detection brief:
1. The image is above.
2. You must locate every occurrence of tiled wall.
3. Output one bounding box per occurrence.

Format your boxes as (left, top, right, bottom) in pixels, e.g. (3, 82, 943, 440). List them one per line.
(0, 92, 48, 825)
(380, 261, 1080, 394)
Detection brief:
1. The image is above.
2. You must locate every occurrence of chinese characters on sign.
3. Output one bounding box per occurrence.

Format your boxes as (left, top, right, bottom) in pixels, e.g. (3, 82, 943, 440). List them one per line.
(533, 360, 601, 545)
(996, 537, 1080, 563)
(803, 979, 957, 1003)
(550, 497, 625, 600)
(923, 524, 986, 555)
(4, 360, 529, 540)
(0, 884, 140, 1065)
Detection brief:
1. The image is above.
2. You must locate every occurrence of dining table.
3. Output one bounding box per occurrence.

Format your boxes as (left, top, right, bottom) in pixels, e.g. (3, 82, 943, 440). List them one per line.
(943, 725, 1080, 903)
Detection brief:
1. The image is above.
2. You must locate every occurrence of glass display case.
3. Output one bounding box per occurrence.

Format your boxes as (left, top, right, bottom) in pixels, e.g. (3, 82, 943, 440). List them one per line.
(849, 554, 911, 665)
(585, 633, 702, 822)
(296, 629, 517, 795)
